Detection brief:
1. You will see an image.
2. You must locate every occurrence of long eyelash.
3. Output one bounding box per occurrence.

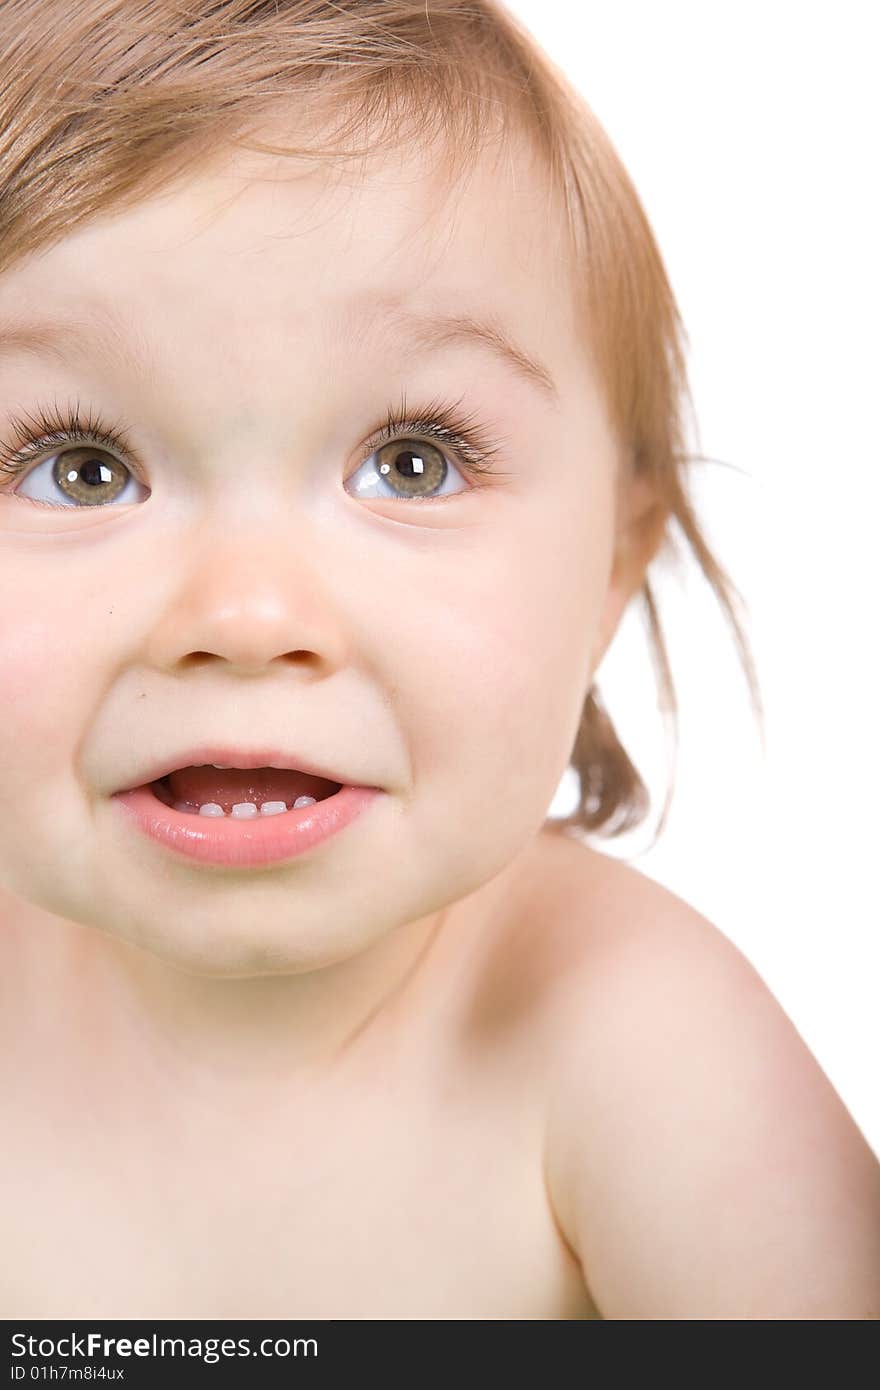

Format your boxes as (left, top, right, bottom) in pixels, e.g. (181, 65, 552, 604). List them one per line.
(0, 397, 136, 479)
(0, 392, 513, 488)
(367, 391, 513, 481)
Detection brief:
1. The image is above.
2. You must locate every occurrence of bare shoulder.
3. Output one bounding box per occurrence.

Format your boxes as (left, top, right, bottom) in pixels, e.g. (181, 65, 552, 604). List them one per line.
(526, 831, 880, 1320)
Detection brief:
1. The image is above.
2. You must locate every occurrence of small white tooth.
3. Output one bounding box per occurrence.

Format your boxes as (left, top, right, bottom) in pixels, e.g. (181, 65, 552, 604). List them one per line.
(212, 763, 233, 769)
(293, 795, 317, 808)
(231, 802, 259, 819)
(198, 803, 225, 817)
(260, 801, 288, 817)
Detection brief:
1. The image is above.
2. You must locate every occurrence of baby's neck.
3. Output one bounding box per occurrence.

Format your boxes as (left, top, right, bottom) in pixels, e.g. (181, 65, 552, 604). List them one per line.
(0, 856, 526, 1117)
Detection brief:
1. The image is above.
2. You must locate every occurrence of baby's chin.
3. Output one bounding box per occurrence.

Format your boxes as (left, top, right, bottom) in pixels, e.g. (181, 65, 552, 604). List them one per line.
(0, 875, 383, 979)
(94, 912, 385, 980)
(112, 933, 337, 980)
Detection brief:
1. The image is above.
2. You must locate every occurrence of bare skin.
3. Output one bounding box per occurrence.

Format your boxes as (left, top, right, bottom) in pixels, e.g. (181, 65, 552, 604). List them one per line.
(2, 829, 879, 1319)
(0, 828, 592, 1319)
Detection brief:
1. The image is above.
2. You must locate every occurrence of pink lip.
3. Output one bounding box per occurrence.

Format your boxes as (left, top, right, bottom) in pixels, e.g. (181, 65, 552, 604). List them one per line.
(111, 782, 382, 868)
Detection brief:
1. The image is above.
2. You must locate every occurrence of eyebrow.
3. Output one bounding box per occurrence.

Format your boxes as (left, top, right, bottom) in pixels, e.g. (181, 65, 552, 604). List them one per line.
(0, 307, 161, 385)
(358, 299, 559, 403)
(0, 297, 559, 403)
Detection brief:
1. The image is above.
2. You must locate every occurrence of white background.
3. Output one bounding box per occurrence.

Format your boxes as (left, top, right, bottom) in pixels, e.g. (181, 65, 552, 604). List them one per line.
(510, 1, 880, 1155)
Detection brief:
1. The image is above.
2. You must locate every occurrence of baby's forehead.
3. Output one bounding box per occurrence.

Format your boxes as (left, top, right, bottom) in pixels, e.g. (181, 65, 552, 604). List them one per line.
(173, 124, 572, 306)
(0, 124, 582, 397)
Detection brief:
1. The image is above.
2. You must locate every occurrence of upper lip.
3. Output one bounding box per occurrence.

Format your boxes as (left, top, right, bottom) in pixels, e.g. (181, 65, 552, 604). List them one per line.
(116, 745, 359, 794)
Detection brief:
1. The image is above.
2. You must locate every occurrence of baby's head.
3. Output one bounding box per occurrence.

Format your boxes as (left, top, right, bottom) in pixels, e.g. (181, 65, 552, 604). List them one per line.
(0, 1, 758, 976)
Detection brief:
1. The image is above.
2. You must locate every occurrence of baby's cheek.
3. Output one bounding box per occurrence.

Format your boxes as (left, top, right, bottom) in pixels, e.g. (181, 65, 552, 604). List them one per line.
(485, 502, 606, 716)
(409, 532, 602, 829)
(0, 607, 62, 734)
(0, 587, 101, 784)
(475, 576, 595, 769)
(0, 590, 91, 898)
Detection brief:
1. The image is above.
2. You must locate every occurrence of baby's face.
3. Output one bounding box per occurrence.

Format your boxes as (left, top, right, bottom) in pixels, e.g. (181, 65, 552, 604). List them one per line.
(0, 131, 622, 974)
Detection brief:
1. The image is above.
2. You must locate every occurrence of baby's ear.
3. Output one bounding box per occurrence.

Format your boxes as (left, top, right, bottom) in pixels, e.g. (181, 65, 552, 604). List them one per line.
(591, 469, 667, 672)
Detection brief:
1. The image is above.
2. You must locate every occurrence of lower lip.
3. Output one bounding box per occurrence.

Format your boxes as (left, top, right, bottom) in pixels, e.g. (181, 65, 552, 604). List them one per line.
(111, 782, 383, 868)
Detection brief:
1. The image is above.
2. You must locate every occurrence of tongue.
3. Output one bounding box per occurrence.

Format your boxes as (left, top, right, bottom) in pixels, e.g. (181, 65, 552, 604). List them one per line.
(164, 765, 339, 808)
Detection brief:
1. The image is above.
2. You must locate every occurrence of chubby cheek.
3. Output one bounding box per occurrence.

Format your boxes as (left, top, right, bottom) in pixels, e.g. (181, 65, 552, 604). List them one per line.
(0, 553, 107, 816)
(397, 489, 612, 850)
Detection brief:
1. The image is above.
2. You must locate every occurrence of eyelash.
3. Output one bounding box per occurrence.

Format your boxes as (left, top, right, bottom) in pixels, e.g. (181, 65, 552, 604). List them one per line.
(0, 392, 509, 504)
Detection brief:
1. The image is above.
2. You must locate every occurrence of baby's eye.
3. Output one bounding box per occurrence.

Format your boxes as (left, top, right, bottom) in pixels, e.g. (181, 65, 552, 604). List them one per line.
(11, 446, 149, 509)
(0, 397, 501, 510)
(5, 435, 469, 509)
(346, 436, 465, 502)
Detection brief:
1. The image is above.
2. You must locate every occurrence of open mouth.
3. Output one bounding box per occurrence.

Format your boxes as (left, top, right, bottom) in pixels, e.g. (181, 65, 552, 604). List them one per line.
(148, 764, 343, 818)
(113, 771, 381, 868)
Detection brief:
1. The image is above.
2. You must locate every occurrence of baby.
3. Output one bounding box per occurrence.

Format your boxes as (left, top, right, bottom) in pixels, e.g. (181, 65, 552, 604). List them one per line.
(0, 0, 878, 1320)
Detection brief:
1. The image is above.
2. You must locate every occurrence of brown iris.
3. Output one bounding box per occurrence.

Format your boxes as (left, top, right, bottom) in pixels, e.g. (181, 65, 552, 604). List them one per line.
(51, 449, 128, 505)
(375, 439, 446, 498)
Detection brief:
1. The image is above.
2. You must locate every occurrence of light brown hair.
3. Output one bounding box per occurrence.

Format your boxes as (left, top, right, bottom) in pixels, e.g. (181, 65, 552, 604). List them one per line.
(0, 0, 763, 847)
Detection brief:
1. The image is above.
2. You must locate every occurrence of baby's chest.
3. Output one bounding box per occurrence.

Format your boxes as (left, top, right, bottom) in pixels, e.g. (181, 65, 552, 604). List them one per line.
(0, 1075, 593, 1319)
